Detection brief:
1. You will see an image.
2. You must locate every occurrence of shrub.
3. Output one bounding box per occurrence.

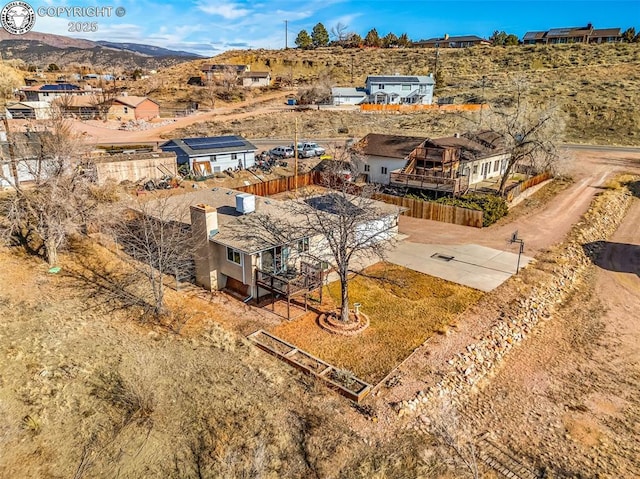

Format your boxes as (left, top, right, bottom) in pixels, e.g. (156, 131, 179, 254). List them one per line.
(436, 193, 508, 226)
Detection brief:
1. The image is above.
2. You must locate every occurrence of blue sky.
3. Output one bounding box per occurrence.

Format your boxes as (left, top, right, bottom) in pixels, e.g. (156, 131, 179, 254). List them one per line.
(20, 1, 640, 56)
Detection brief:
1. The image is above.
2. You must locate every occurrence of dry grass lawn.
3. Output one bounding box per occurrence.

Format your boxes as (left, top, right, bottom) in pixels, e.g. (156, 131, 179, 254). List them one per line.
(271, 262, 483, 384)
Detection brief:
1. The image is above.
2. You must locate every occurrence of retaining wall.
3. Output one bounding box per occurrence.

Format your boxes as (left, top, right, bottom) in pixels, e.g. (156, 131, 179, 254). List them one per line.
(399, 184, 635, 417)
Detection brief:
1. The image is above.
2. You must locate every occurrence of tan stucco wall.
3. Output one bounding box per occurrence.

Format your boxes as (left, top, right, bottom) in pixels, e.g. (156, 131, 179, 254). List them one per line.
(95, 156, 177, 185)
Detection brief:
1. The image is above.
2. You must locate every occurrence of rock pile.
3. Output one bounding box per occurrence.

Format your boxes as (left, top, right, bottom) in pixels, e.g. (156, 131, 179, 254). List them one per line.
(118, 119, 176, 131)
(399, 185, 635, 417)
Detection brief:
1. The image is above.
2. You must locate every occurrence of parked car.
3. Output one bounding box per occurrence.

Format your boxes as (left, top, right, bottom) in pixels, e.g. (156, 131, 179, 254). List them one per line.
(289, 142, 326, 158)
(269, 146, 294, 158)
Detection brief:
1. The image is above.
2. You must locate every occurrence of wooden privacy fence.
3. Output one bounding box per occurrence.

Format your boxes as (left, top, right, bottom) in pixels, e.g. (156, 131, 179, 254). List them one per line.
(361, 103, 487, 112)
(505, 171, 553, 203)
(373, 193, 484, 228)
(235, 171, 321, 196)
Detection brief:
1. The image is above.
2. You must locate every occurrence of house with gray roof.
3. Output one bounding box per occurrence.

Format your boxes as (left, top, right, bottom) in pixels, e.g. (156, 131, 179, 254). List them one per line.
(522, 24, 622, 44)
(153, 187, 400, 316)
(159, 135, 257, 176)
(413, 35, 491, 48)
(331, 74, 435, 106)
(365, 74, 435, 105)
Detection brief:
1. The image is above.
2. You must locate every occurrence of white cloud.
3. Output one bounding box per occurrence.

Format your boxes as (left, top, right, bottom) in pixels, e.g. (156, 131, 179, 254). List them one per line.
(196, 1, 251, 19)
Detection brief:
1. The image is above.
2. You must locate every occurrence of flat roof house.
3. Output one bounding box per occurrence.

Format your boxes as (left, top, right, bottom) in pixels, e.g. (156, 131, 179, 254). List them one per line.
(159, 135, 257, 176)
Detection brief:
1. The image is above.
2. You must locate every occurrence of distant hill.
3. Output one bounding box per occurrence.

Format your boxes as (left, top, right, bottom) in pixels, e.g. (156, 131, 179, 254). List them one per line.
(0, 30, 201, 70)
(96, 41, 202, 58)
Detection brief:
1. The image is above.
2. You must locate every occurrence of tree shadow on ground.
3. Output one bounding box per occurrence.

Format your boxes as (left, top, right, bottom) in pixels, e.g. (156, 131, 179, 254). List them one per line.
(61, 241, 155, 319)
(582, 241, 640, 277)
(627, 180, 640, 198)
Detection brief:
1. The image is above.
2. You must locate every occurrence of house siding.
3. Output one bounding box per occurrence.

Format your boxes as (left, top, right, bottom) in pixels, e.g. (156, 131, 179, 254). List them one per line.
(365, 77, 434, 105)
(358, 155, 408, 184)
(133, 99, 160, 120)
(189, 151, 256, 174)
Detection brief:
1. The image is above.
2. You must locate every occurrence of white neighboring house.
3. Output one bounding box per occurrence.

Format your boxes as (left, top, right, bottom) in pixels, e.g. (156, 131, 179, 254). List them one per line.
(159, 135, 257, 176)
(353, 133, 427, 184)
(18, 83, 101, 103)
(0, 131, 53, 189)
(5, 101, 52, 120)
(240, 71, 271, 88)
(365, 74, 435, 105)
(331, 87, 368, 105)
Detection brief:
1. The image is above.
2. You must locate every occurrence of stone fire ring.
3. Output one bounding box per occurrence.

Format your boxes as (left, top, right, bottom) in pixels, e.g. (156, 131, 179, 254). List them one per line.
(318, 311, 370, 336)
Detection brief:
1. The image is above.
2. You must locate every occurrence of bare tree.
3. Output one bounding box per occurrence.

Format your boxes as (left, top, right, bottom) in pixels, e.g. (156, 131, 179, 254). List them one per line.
(481, 77, 563, 195)
(109, 195, 193, 319)
(422, 399, 479, 479)
(219, 65, 239, 92)
(0, 115, 95, 266)
(330, 22, 350, 44)
(237, 148, 398, 322)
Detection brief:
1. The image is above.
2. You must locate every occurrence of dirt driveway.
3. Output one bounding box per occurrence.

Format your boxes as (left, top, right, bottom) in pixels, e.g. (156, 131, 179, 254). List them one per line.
(399, 148, 640, 256)
(69, 90, 292, 143)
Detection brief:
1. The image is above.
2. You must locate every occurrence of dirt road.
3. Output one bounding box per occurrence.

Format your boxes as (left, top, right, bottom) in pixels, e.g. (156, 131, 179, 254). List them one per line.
(399, 148, 640, 256)
(70, 90, 292, 143)
(457, 193, 640, 477)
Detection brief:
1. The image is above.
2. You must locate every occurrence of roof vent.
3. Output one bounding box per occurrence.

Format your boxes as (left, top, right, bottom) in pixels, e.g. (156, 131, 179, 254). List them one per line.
(236, 193, 255, 214)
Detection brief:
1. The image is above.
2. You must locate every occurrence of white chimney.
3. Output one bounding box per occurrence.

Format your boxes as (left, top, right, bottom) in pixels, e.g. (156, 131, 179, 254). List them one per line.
(236, 193, 255, 214)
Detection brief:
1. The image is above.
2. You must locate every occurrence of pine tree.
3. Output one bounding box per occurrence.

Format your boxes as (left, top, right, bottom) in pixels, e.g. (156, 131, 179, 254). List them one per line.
(382, 32, 398, 48)
(311, 23, 329, 48)
(364, 28, 381, 47)
(295, 29, 313, 49)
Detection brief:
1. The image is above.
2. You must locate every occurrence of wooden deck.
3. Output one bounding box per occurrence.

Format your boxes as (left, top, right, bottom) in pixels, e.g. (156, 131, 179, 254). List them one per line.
(390, 171, 469, 196)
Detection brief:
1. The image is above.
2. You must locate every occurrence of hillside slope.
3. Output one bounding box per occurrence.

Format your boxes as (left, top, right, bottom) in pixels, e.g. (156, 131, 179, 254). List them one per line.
(157, 43, 640, 145)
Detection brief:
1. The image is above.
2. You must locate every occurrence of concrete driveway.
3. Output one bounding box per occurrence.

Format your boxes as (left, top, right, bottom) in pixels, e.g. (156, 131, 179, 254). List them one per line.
(387, 242, 533, 292)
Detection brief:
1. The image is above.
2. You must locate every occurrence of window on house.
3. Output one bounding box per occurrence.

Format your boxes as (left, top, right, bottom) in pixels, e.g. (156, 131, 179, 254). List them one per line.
(494, 160, 499, 172)
(211, 155, 217, 162)
(364, 164, 370, 172)
(297, 237, 309, 252)
(231, 153, 238, 160)
(123, 107, 129, 114)
(378, 84, 385, 89)
(226, 247, 242, 265)
(381, 166, 388, 175)
(472, 165, 478, 175)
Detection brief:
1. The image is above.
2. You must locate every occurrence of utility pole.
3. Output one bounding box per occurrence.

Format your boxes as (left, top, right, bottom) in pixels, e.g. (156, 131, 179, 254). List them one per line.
(351, 55, 354, 84)
(2, 116, 20, 192)
(294, 117, 298, 192)
(480, 75, 487, 127)
(284, 20, 288, 49)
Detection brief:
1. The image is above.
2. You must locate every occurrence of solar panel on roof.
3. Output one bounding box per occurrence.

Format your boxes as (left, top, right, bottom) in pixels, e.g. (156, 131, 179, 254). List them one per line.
(183, 137, 246, 150)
